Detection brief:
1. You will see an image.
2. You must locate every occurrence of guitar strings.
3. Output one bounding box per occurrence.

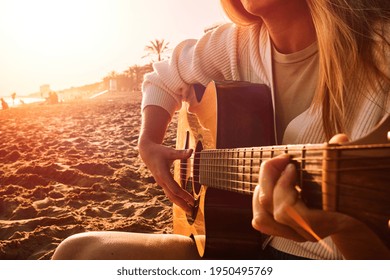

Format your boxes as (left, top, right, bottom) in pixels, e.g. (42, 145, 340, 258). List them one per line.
(179, 157, 390, 182)
(180, 163, 390, 174)
(177, 165, 390, 207)
(178, 155, 390, 173)
(177, 171, 389, 207)
(186, 150, 390, 161)
(176, 157, 390, 204)
(176, 146, 390, 186)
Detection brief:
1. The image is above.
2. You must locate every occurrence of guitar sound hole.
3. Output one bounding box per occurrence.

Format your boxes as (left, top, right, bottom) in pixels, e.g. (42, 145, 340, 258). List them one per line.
(186, 196, 199, 224)
(179, 131, 190, 189)
(185, 140, 203, 224)
(193, 140, 203, 195)
(185, 176, 198, 223)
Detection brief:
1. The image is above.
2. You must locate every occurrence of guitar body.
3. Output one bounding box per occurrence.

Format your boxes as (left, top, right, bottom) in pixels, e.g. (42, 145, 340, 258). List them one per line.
(173, 81, 275, 258)
(173, 80, 390, 257)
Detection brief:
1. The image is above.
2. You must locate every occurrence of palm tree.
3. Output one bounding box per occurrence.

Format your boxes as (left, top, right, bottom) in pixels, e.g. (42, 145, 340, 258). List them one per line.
(143, 39, 170, 62)
(108, 71, 118, 78)
(125, 64, 153, 91)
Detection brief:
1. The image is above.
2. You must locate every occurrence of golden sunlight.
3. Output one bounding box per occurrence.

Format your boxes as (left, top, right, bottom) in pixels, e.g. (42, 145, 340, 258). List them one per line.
(2, 0, 106, 56)
(0, 0, 227, 96)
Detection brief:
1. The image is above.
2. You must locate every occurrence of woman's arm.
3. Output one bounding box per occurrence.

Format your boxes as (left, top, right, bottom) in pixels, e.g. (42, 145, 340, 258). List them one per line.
(139, 24, 245, 212)
(142, 23, 242, 118)
(138, 105, 194, 213)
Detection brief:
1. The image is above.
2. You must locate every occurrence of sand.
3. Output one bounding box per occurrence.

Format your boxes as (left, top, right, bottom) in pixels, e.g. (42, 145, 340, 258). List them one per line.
(0, 91, 177, 260)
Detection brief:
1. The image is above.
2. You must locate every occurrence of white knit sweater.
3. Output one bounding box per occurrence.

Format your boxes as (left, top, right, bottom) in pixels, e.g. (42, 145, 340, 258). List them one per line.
(142, 22, 389, 259)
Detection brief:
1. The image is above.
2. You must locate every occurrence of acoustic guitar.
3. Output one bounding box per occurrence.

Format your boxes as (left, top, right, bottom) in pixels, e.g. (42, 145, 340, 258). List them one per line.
(172, 80, 390, 259)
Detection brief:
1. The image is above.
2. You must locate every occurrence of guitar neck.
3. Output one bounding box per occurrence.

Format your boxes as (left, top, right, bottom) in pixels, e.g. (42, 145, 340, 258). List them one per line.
(198, 143, 390, 210)
(198, 143, 323, 194)
(196, 142, 390, 248)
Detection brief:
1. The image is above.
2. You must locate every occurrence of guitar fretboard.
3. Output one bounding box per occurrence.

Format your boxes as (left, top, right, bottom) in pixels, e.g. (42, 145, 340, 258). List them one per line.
(196, 143, 390, 211)
(198, 144, 324, 194)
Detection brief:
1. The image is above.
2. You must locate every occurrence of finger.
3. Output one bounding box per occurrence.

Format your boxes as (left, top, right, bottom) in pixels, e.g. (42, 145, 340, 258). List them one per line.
(256, 159, 317, 242)
(252, 184, 306, 242)
(163, 174, 195, 206)
(154, 170, 195, 213)
(160, 182, 194, 214)
(164, 147, 193, 161)
(329, 133, 349, 144)
(273, 163, 299, 219)
(273, 164, 323, 242)
(258, 154, 291, 212)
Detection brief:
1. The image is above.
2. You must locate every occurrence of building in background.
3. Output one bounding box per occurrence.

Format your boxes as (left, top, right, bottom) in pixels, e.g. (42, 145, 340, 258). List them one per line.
(40, 84, 50, 98)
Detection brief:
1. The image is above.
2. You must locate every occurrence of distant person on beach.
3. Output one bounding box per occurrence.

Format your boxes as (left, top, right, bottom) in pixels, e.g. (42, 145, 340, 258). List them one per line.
(1, 98, 9, 110)
(47, 91, 59, 104)
(53, 0, 390, 260)
(11, 92, 16, 105)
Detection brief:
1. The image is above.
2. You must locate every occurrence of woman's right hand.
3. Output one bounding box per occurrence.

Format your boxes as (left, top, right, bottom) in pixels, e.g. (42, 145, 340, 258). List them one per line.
(138, 106, 195, 213)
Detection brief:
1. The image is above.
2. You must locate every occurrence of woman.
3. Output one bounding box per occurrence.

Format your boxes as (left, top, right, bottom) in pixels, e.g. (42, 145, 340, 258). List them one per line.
(53, 0, 390, 260)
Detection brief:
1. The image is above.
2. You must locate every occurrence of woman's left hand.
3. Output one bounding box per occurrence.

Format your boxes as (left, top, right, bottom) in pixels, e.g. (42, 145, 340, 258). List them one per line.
(252, 134, 390, 259)
(252, 134, 350, 242)
(251, 153, 349, 242)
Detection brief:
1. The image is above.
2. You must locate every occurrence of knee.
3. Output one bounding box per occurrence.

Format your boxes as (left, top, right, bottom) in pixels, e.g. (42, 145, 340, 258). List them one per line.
(52, 232, 100, 260)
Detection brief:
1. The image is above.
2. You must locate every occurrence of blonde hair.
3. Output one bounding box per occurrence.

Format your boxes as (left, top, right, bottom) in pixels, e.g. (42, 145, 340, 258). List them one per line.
(220, 0, 390, 138)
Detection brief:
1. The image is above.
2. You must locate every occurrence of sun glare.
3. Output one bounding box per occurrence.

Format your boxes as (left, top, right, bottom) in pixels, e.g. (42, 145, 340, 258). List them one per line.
(1, 0, 106, 57)
(0, 0, 119, 94)
(0, 0, 227, 96)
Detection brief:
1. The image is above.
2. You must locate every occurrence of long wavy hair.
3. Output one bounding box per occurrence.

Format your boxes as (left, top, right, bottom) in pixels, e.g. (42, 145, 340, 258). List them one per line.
(220, 0, 390, 138)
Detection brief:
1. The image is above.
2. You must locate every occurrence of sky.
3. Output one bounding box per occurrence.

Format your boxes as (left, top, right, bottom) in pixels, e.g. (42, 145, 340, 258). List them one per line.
(0, 0, 229, 96)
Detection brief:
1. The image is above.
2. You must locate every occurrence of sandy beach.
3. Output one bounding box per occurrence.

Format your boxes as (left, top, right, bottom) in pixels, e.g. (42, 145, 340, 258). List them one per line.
(0, 91, 176, 260)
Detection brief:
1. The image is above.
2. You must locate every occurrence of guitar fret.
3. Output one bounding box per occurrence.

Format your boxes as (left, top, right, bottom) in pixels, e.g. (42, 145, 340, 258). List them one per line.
(214, 150, 218, 189)
(242, 149, 246, 192)
(254, 148, 262, 191)
(226, 150, 230, 191)
(244, 149, 252, 192)
(249, 148, 254, 192)
(222, 149, 226, 191)
(300, 149, 323, 209)
(235, 149, 240, 192)
(223, 150, 227, 190)
(229, 150, 233, 190)
(300, 146, 306, 193)
(241, 149, 246, 192)
(236, 150, 241, 191)
(215, 151, 218, 188)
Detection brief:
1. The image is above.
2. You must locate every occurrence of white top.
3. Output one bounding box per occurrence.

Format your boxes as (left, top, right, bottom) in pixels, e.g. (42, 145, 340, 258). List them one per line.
(272, 41, 318, 144)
